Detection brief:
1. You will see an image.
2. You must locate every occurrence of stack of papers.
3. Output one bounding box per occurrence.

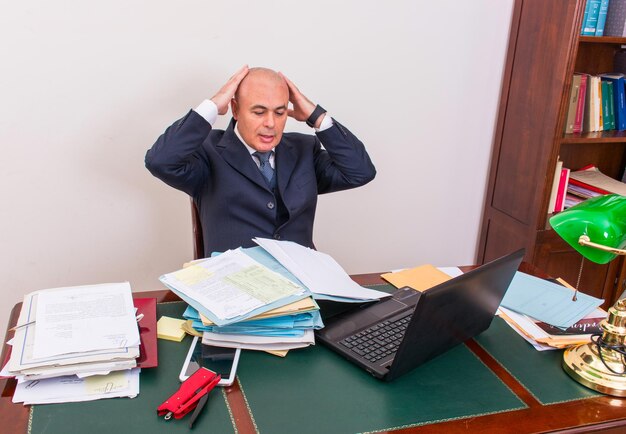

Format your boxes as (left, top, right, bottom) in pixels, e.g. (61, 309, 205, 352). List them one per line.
(499, 306, 605, 351)
(185, 297, 323, 337)
(12, 369, 140, 405)
(568, 165, 626, 197)
(499, 272, 606, 350)
(160, 248, 309, 327)
(159, 239, 389, 353)
(4, 282, 142, 404)
(184, 297, 322, 352)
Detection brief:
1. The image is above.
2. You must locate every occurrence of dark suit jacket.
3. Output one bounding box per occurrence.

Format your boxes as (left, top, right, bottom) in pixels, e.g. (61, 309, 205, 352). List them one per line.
(146, 110, 376, 256)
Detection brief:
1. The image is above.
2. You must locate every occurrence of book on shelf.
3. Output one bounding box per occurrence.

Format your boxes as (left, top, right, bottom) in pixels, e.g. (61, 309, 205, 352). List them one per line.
(554, 167, 571, 213)
(599, 73, 626, 130)
(583, 75, 603, 132)
(605, 0, 626, 36)
(608, 81, 616, 128)
(597, 75, 604, 130)
(565, 75, 582, 133)
(574, 73, 588, 133)
(601, 79, 616, 130)
(547, 160, 563, 213)
(582, 0, 603, 35)
(596, 0, 611, 35)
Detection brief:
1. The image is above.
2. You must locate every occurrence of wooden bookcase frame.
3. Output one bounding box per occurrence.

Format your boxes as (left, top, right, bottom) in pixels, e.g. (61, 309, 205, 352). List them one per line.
(478, 0, 626, 307)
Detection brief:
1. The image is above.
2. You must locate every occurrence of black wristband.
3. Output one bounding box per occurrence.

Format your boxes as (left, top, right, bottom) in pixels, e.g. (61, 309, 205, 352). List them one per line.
(306, 104, 327, 128)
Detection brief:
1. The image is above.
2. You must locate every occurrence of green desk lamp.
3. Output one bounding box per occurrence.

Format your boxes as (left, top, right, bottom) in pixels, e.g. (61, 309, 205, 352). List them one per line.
(550, 194, 626, 396)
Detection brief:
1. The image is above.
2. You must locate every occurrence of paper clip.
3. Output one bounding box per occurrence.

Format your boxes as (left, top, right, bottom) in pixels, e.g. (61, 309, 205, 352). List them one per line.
(9, 320, 36, 332)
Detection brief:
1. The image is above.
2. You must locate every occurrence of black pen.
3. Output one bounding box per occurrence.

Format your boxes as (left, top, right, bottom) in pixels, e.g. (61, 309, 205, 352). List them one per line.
(188, 389, 209, 429)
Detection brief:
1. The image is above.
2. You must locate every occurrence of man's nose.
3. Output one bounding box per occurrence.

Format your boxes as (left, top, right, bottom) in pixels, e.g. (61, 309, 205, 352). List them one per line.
(263, 113, 275, 128)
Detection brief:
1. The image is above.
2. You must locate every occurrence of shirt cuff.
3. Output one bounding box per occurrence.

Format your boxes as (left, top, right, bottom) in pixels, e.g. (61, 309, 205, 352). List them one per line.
(194, 99, 219, 126)
(314, 113, 333, 132)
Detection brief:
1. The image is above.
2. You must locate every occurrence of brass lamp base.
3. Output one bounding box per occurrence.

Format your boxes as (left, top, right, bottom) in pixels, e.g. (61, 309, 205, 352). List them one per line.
(563, 343, 626, 397)
(562, 298, 626, 397)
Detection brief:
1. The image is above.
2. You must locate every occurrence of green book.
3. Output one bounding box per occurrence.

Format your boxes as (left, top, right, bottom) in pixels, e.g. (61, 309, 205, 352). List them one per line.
(602, 80, 612, 130)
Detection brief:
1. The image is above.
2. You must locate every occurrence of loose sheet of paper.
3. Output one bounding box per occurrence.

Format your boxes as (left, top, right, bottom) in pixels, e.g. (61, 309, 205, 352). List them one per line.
(253, 238, 389, 301)
(162, 249, 304, 321)
(501, 271, 604, 328)
(33, 282, 140, 359)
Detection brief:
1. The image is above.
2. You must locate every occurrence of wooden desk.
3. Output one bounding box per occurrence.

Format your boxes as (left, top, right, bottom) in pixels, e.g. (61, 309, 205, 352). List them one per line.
(2, 265, 626, 433)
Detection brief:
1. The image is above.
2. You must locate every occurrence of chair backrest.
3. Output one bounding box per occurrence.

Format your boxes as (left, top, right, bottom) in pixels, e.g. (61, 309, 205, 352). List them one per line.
(190, 198, 204, 260)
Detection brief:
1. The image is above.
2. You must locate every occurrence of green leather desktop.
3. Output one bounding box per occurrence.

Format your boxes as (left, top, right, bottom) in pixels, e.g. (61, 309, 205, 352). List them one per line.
(2, 265, 626, 433)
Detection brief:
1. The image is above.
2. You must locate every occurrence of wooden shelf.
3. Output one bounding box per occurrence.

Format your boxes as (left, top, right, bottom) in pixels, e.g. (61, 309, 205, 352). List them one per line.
(579, 36, 626, 44)
(562, 131, 626, 143)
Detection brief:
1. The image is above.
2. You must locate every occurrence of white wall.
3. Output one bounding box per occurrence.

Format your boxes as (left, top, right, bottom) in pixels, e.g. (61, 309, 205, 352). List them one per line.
(0, 0, 514, 330)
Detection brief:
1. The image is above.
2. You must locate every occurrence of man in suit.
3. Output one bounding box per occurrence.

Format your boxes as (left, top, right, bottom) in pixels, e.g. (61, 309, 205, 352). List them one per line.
(146, 66, 376, 257)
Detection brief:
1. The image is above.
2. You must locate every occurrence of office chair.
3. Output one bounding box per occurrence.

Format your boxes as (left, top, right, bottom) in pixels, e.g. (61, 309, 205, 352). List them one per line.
(190, 198, 204, 260)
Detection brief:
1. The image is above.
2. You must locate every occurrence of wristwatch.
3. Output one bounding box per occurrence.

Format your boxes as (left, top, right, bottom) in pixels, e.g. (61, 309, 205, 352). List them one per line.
(306, 104, 327, 128)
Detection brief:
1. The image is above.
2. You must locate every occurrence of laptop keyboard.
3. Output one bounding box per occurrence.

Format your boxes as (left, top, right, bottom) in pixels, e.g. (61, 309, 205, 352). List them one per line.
(339, 313, 413, 363)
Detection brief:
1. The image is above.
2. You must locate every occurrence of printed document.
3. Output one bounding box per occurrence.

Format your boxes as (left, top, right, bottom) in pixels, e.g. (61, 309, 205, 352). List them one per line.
(160, 249, 305, 321)
(7, 287, 139, 377)
(33, 282, 140, 359)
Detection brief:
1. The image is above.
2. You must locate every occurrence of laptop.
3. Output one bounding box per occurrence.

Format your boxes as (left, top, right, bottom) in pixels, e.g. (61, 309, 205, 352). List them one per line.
(315, 249, 525, 381)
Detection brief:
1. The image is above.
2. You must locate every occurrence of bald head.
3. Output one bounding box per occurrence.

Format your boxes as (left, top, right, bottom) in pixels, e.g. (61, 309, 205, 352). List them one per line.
(231, 67, 290, 152)
(234, 67, 288, 102)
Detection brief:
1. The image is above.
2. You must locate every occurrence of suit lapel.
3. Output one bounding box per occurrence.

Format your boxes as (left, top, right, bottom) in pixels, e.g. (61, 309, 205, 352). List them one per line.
(275, 139, 296, 196)
(217, 119, 268, 190)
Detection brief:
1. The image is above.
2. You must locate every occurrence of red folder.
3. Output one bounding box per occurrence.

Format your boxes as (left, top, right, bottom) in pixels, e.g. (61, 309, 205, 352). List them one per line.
(567, 178, 611, 195)
(135, 297, 158, 368)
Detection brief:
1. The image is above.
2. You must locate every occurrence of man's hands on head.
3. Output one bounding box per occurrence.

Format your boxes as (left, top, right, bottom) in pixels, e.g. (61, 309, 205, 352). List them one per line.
(209, 67, 324, 128)
(280, 73, 325, 128)
(210, 65, 249, 115)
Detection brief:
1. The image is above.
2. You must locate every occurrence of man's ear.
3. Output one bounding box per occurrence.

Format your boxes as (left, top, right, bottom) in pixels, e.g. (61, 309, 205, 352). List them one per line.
(231, 99, 238, 120)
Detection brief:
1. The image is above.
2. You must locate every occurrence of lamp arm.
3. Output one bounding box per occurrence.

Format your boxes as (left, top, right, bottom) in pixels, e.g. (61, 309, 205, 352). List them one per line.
(579, 235, 626, 256)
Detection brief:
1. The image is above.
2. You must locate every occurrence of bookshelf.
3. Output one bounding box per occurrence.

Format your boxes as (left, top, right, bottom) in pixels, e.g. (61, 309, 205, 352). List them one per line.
(478, 0, 626, 308)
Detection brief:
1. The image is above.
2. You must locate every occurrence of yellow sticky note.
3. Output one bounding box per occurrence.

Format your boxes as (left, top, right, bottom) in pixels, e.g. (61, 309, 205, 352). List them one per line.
(174, 265, 213, 286)
(157, 316, 187, 342)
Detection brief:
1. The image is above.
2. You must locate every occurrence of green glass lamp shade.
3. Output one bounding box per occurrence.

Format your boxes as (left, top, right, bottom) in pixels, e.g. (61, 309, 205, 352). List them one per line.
(550, 194, 626, 264)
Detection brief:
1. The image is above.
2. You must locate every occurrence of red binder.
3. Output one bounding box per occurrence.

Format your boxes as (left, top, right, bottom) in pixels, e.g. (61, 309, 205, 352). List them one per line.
(134, 297, 158, 368)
